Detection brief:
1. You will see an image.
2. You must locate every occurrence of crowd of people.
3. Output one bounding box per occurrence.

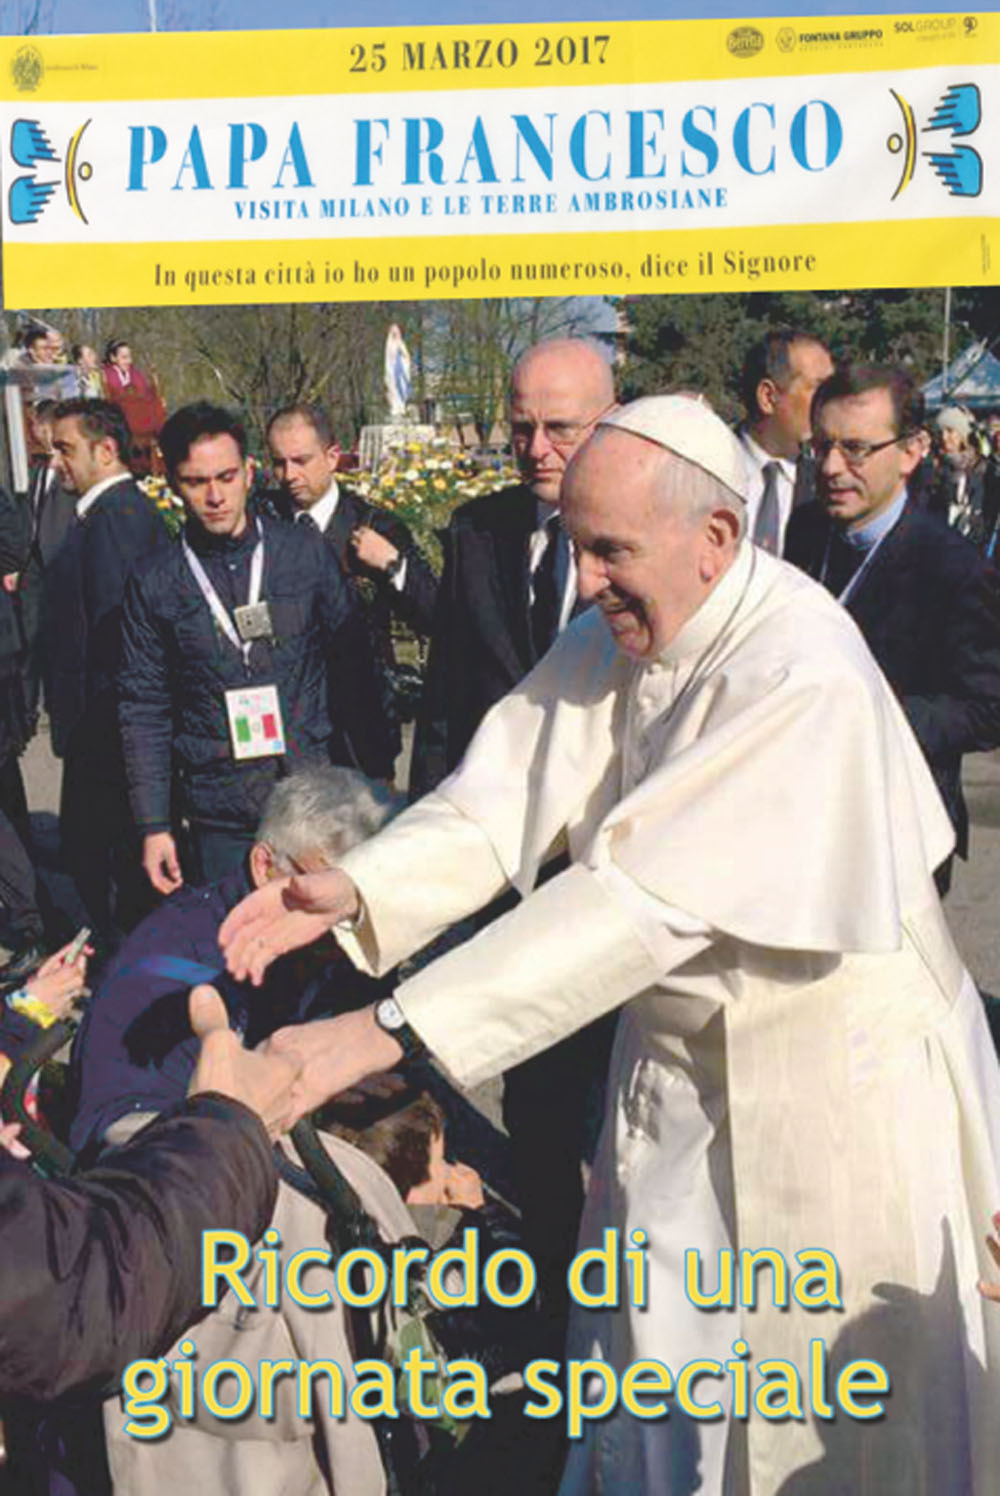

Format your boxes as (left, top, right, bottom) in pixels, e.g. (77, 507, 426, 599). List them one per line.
(1, 329, 1000, 1496)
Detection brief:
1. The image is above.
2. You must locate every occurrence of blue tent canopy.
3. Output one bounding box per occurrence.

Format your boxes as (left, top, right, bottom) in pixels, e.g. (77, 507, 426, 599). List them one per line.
(923, 342, 1000, 413)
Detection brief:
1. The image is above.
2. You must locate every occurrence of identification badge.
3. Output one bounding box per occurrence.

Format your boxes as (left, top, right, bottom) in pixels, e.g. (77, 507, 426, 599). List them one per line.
(224, 684, 286, 760)
(233, 601, 274, 642)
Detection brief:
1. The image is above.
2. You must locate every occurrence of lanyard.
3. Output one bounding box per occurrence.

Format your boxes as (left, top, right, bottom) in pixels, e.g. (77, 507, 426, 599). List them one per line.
(819, 515, 898, 605)
(182, 519, 265, 667)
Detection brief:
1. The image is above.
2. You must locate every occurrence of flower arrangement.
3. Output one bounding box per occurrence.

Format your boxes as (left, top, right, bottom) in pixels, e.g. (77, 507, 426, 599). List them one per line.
(138, 475, 186, 539)
(350, 436, 518, 569)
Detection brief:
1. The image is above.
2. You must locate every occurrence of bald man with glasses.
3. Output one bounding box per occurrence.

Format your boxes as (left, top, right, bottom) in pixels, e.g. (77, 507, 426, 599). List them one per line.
(785, 363, 1000, 891)
(409, 337, 616, 1338)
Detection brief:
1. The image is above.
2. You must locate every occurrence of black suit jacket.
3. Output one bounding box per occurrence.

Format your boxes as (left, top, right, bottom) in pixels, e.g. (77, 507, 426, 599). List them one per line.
(268, 484, 438, 637)
(41, 476, 168, 758)
(410, 484, 547, 797)
(322, 486, 437, 636)
(784, 499, 1000, 854)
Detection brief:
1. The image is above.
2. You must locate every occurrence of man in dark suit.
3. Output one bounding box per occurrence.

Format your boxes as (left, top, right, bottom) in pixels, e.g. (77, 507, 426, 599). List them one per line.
(784, 364, 1000, 892)
(267, 404, 438, 760)
(43, 398, 168, 943)
(266, 403, 437, 637)
(411, 338, 616, 795)
(14, 398, 77, 733)
(409, 337, 617, 1340)
(737, 328, 833, 554)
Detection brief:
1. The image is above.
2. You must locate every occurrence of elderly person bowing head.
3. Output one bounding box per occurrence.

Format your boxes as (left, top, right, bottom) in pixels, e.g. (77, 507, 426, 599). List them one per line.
(220, 396, 1000, 1496)
(71, 765, 399, 1156)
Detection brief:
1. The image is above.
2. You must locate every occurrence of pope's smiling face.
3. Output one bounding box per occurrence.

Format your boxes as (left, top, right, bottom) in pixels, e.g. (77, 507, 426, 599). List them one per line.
(563, 428, 739, 660)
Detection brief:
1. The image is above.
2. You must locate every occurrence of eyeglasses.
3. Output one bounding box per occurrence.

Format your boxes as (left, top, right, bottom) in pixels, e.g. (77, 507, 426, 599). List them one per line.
(812, 435, 903, 467)
(511, 407, 614, 452)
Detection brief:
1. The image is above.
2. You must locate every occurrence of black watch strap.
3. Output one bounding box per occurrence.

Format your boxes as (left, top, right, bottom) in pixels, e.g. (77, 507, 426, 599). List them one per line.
(373, 997, 426, 1060)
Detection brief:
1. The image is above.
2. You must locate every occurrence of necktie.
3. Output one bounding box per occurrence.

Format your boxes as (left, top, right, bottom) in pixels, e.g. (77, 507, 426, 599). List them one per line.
(531, 516, 562, 658)
(754, 461, 782, 554)
(297, 511, 319, 532)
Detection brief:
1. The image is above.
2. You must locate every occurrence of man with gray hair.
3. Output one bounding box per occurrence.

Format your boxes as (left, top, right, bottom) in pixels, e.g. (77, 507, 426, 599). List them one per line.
(70, 765, 398, 1154)
(223, 394, 1000, 1494)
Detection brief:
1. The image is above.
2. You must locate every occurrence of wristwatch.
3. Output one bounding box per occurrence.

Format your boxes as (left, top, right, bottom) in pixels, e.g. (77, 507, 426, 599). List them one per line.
(373, 996, 426, 1060)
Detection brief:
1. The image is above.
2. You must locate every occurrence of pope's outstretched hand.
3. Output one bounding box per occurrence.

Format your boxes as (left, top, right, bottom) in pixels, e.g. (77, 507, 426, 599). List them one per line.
(218, 869, 361, 985)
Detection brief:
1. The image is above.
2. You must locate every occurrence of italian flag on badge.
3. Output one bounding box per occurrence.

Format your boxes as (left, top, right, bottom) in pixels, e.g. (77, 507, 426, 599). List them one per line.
(225, 684, 286, 761)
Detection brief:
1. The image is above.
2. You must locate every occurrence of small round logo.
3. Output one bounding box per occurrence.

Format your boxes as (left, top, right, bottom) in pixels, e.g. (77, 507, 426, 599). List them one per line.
(10, 45, 44, 93)
(964, 16, 978, 35)
(727, 26, 765, 57)
(777, 27, 797, 52)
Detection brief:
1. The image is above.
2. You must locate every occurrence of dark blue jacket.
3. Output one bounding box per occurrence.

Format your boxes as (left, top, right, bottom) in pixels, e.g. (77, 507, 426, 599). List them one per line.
(70, 863, 389, 1154)
(119, 515, 396, 835)
(41, 476, 167, 758)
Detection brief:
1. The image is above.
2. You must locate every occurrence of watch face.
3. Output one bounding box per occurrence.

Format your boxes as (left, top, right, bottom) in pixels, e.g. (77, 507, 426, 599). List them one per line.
(377, 997, 405, 1031)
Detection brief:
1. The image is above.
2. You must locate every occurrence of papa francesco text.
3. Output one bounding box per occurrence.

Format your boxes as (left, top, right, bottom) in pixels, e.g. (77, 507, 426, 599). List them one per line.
(120, 1230, 889, 1439)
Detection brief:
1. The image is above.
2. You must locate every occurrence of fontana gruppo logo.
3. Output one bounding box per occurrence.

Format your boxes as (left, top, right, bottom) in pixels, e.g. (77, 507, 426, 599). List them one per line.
(7, 117, 93, 226)
(888, 82, 982, 200)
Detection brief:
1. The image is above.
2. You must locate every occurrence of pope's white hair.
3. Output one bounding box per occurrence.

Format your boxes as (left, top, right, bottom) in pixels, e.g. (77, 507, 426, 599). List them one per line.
(656, 447, 748, 540)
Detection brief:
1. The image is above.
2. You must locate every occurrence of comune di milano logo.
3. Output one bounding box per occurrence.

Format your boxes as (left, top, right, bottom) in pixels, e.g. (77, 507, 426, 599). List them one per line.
(10, 46, 44, 93)
(7, 117, 93, 225)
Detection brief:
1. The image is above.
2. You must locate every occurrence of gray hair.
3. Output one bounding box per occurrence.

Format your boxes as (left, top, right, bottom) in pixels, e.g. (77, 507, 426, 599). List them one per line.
(256, 765, 400, 871)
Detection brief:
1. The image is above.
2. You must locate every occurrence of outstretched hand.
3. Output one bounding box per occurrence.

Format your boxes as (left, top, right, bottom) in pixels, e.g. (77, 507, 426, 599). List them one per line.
(218, 869, 361, 985)
(188, 984, 301, 1138)
(259, 1007, 404, 1128)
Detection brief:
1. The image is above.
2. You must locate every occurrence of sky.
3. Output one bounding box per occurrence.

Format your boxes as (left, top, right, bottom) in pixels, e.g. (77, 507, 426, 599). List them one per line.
(11, 0, 987, 36)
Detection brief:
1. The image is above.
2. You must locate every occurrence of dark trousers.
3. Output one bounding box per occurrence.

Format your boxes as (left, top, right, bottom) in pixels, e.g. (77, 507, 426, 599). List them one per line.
(502, 1010, 617, 1340)
(60, 746, 153, 946)
(183, 821, 255, 886)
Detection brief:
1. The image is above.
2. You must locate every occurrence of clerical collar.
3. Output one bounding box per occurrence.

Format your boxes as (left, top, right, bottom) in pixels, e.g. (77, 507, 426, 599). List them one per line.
(76, 471, 130, 520)
(297, 479, 339, 534)
(655, 541, 754, 667)
(842, 488, 907, 551)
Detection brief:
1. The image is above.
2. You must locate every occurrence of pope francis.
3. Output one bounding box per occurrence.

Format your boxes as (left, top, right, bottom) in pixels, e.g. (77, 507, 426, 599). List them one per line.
(221, 395, 1000, 1495)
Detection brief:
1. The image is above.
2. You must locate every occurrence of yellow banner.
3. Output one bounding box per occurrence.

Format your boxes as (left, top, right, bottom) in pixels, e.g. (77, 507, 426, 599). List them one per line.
(2, 15, 996, 305)
(5, 220, 994, 308)
(1, 15, 995, 99)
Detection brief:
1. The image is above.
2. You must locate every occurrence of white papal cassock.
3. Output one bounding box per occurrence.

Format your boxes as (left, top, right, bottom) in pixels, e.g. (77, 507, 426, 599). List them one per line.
(337, 541, 1000, 1495)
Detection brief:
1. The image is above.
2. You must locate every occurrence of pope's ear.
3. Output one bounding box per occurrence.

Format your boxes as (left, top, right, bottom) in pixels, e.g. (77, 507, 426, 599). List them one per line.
(700, 507, 741, 581)
(706, 506, 742, 548)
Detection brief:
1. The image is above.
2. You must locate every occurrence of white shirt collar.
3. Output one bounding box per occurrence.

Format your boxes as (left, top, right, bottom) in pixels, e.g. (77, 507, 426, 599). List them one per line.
(296, 478, 339, 534)
(76, 471, 131, 520)
(741, 429, 796, 484)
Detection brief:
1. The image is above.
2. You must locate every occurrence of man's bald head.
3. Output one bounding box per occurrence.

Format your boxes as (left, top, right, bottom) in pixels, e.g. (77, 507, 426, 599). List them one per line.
(509, 339, 615, 504)
(562, 403, 744, 659)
